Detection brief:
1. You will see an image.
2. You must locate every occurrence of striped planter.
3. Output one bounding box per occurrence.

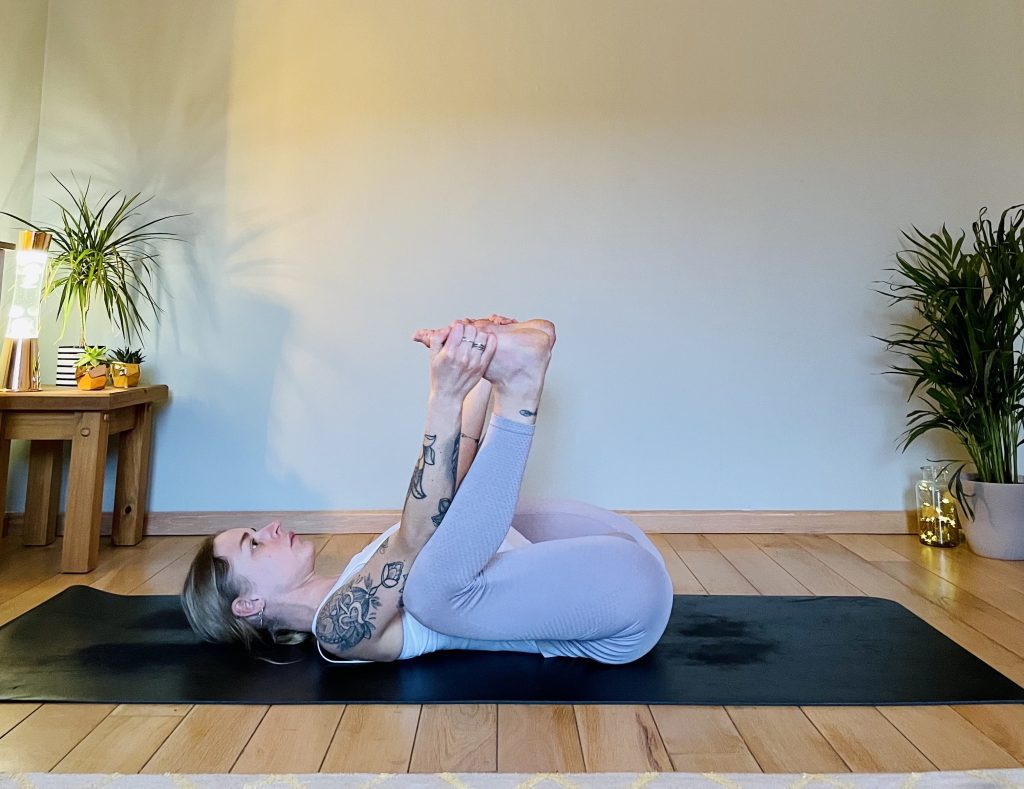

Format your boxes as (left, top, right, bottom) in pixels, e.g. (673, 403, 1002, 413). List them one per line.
(56, 345, 86, 387)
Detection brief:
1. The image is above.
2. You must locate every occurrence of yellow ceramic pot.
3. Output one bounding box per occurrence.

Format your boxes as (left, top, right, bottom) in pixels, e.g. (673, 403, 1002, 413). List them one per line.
(111, 362, 141, 388)
(76, 365, 108, 391)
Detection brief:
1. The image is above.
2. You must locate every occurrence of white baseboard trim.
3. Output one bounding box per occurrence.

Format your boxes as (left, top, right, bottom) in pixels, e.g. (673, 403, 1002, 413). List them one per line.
(3, 509, 916, 536)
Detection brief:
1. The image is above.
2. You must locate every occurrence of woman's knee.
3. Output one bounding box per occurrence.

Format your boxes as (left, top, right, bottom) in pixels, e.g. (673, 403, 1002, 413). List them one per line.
(582, 546, 672, 657)
(629, 543, 673, 605)
(612, 552, 673, 662)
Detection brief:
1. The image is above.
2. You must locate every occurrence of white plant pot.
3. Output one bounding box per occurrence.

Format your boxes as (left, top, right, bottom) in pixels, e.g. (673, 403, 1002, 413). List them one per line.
(958, 473, 1024, 560)
(56, 345, 86, 388)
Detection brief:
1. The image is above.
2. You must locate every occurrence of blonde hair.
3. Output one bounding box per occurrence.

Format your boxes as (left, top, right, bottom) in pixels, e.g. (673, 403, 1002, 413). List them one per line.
(181, 535, 308, 653)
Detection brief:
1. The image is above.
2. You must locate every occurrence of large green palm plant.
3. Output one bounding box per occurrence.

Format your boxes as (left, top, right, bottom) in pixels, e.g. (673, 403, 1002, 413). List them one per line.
(1, 174, 183, 347)
(874, 204, 1024, 519)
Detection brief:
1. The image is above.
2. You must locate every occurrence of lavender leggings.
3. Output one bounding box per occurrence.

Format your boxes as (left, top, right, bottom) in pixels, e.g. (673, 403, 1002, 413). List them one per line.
(402, 413, 674, 664)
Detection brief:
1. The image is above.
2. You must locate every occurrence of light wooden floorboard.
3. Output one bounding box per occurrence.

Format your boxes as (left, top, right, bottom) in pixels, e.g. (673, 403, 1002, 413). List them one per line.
(876, 706, 1021, 770)
(52, 705, 189, 773)
(140, 705, 268, 773)
(409, 704, 496, 772)
(726, 707, 850, 773)
(0, 529, 1022, 774)
(0, 704, 114, 772)
(320, 705, 420, 773)
(497, 705, 586, 772)
(649, 706, 762, 772)
(232, 705, 345, 774)
(0, 703, 39, 739)
(800, 706, 935, 772)
(575, 704, 673, 772)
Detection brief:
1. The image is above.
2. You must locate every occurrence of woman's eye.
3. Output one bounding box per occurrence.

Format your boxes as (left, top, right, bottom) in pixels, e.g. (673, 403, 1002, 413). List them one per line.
(250, 538, 258, 553)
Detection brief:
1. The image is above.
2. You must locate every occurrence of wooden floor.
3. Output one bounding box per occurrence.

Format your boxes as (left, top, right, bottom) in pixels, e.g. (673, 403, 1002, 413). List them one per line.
(0, 528, 1023, 775)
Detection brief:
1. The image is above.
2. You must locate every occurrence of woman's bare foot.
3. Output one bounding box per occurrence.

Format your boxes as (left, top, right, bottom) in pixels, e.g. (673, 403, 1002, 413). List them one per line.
(486, 327, 553, 425)
(466, 313, 516, 326)
(467, 317, 556, 348)
(411, 320, 553, 424)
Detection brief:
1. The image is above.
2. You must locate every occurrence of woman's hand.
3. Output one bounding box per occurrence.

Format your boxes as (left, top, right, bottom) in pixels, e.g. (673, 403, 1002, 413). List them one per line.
(429, 321, 497, 401)
(412, 314, 517, 348)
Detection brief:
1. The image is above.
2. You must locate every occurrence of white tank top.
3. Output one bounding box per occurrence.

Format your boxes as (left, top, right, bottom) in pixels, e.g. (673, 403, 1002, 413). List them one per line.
(313, 524, 542, 663)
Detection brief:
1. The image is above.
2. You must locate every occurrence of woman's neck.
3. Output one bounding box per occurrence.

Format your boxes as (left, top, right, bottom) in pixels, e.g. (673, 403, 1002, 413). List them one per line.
(266, 573, 340, 634)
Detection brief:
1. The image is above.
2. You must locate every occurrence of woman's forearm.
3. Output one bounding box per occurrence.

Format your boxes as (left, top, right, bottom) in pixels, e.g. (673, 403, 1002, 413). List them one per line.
(456, 379, 492, 490)
(399, 394, 464, 551)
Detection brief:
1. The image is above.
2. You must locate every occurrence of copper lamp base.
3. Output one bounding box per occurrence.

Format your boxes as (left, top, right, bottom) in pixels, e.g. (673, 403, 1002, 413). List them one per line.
(0, 337, 40, 391)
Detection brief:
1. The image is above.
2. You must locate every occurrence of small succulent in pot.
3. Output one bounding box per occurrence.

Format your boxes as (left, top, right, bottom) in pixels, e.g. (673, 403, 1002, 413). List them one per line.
(109, 346, 145, 388)
(75, 345, 110, 391)
(110, 346, 145, 364)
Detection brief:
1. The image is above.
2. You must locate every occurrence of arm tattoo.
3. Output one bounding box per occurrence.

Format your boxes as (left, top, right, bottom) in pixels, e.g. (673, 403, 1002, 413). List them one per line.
(315, 558, 405, 648)
(450, 431, 460, 488)
(433, 433, 460, 527)
(406, 433, 436, 501)
(519, 409, 536, 417)
(432, 497, 451, 527)
(398, 570, 409, 609)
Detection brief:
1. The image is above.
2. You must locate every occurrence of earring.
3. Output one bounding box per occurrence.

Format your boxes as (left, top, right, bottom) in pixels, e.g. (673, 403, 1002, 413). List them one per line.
(257, 607, 265, 628)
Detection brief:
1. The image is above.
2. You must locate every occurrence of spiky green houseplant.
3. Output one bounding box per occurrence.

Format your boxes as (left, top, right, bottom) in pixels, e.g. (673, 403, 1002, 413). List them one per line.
(1, 174, 182, 347)
(874, 204, 1024, 520)
(109, 346, 146, 364)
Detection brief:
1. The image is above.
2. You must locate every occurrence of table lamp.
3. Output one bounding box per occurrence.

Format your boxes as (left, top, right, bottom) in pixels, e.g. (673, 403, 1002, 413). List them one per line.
(0, 230, 51, 391)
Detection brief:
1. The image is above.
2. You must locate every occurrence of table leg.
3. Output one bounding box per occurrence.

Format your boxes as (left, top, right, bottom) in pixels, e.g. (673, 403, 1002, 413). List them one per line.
(112, 403, 154, 546)
(63, 411, 110, 572)
(24, 440, 63, 546)
(0, 415, 9, 539)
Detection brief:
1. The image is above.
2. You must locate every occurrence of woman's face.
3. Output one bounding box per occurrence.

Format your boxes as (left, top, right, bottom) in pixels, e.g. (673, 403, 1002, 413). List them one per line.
(212, 520, 316, 606)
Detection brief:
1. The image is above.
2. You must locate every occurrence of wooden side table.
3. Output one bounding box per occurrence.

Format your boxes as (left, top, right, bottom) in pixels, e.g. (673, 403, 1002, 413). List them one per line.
(0, 384, 169, 572)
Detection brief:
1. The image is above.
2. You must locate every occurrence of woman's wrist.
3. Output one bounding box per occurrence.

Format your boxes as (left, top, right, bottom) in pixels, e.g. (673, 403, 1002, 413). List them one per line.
(428, 391, 465, 417)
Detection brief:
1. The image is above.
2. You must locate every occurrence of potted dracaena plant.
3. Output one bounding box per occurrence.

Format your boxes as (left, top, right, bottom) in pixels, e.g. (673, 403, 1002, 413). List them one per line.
(75, 345, 109, 391)
(109, 346, 145, 388)
(874, 204, 1024, 560)
(0, 174, 181, 385)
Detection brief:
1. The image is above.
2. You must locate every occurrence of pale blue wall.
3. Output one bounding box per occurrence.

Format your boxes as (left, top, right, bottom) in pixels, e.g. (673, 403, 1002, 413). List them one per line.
(6, 0, 1023, 514)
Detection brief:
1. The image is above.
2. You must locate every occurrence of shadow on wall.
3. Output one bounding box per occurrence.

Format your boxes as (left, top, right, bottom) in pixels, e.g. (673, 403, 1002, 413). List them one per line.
(30, 0, 244, 356)
(29, 0, 362, 511)
(150, 291, 329, 511)
(23, 292, 320, 516)
(17, 1, 332, 512)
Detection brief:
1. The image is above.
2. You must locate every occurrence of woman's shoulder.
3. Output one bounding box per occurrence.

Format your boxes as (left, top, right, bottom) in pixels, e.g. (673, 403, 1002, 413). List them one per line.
(316, 613, 405, 663)
(313, 523, 406, 664)
(328, 523, 403, 595)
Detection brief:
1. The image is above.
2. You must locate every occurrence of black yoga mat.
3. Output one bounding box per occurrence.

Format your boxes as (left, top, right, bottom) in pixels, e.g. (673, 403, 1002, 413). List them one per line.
(1, 586, 1022, 706)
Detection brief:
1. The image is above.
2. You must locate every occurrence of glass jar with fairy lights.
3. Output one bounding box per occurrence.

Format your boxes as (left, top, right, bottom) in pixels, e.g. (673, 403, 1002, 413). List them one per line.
(916, 465, 963, 547)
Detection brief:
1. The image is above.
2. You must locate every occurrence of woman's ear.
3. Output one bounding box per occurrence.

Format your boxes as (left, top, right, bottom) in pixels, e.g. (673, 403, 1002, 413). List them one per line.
(231, 596, 263, 619)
